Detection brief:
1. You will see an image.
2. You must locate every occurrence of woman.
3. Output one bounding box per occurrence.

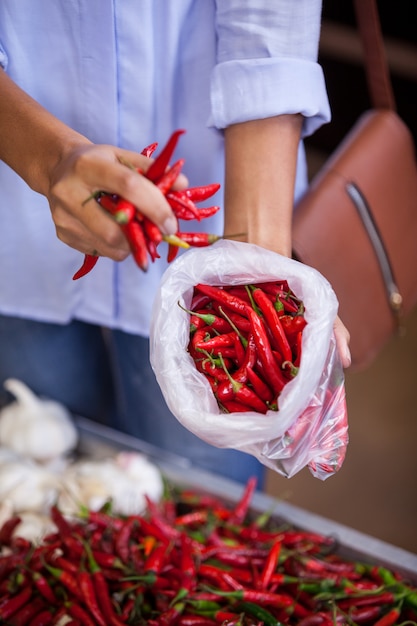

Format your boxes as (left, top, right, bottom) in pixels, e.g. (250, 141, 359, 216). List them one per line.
(0, 1, 350, 485)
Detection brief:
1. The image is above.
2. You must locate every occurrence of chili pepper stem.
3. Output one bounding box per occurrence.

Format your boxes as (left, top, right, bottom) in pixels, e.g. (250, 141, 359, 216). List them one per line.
(163, 234, 190, 249)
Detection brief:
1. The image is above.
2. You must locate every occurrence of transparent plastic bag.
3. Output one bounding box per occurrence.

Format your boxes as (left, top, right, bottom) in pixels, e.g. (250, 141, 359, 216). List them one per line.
(150, 240, 348, 480)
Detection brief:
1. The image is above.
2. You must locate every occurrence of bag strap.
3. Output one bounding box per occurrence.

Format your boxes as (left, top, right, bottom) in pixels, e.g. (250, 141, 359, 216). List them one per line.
(353, 0, 396, 111)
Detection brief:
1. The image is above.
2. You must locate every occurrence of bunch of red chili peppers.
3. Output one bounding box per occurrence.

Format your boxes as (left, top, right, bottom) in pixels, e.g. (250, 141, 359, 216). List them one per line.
(73, 130, 222, 280)
(1, 477, 416, 625)
(184, 280, 307, 414)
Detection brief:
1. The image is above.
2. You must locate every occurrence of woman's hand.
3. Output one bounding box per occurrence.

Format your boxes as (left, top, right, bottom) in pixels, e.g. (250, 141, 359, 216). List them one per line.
(0, 70, 185, 261)
(334, 316, 351, 369)
(223, 115, 351, 369)
(48, 143, 185, 260)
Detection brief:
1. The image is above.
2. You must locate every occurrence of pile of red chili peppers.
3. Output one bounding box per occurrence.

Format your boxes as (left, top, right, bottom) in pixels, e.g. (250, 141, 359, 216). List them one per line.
(73, 130, 222, 280)
(0, 477, 416, 625)
(185, 281, 307, 414)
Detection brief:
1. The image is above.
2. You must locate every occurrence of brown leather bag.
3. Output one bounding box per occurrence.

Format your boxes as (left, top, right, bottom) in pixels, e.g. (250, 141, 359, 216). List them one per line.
(292, 0, 417, 370)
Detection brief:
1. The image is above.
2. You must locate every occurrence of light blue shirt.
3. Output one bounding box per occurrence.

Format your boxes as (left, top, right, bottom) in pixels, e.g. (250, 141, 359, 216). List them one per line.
(0, 0, 330, 336)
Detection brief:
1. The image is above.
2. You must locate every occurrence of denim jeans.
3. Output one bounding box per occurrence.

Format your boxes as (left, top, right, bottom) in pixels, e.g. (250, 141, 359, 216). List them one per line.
(0, 315, 265, 486)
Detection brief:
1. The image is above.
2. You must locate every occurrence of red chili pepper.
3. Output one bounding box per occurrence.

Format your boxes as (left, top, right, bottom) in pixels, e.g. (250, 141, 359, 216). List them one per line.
(29, 609, 55, 626)
(190, 325, 212, 350)
(44, 563, 83, 600)
(90, 552, 123, 573)
(195, 331, 237, 351)
(220, 399, 252, 413)
(0, 516, 21, 546)
(142, 215, 163, 246)
(78, 571, 107, 626)
(214, 305, 251, 333)
(165, 241, 179, 263)
(114, 517, 134, 564)
(246, 367, 275, 405)
(181, 183, 221, 202)
(122, 218, 149, 272)
(337, 591, 396, 610)
(199, 359, 230, 381)
(347, 605, 384, 623)
(141, 142, 159, 157)
(180, 302, 232, 334)
(191, 292, 211, 310)
(374, 607, 402, 626)
(98, 194, 136, 224)
(217, 588, 296, 610)
(230, 333, 257, 383)
(232, 332, 246, 367)
(0, 586, 32, 620)
(258, 540, 281, 590)
(49, 606, 67, 625)
(143, 542, 170, 574)
(251, 287, 293, 362)
(175, 511, 209, 526)
(177, 617, 219, 626)
(82, 510, 124, 532)
(145, 129, 185, 183)
(253, 280, 289, 293)
(230, 476, 257, 524)
(67, 603, 96, 626)
(195, 284, 250, 317)
(62, 534, 84, 559)
(206, 347, 237, 360)
(156, 158, 185, 195)
(198, 565, 231, 591)
(135, 516, 173, 544)
(172, 204, 221, 221)
(177, 232, 221, 247)
(50, 506, 74, 538)
(8, 595, 46, 624)
(293, 330, 303, 367)
(189, 312, 224, 334)
(180, 534, 197, 587)
(282, 360, 299, 380)
(216, 378, 268, 414)
(280, 314, 308, 340)
(72, 254, 99, 281)
(246, 307, 287, 397)
(297, 613, 332, 626)
(32, 571, 56, 604)
(49, 555, 79, 575)
(166, 192, 202, 221)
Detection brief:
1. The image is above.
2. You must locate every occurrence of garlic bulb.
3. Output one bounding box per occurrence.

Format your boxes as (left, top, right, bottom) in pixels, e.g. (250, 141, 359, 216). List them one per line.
(0, 459, 61, 514)
(0, 379, 78, 462)
(0, 445, 20, 467)
(10, 511, 55, 543)
(58, 452, 163, 516)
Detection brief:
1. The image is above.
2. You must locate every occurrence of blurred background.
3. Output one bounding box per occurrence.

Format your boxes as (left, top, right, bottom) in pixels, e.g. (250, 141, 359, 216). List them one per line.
(265, 0, 417, 555)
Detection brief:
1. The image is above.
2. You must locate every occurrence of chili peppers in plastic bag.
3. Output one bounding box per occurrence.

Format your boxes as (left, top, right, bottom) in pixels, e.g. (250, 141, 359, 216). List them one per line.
(73, 130, 222, 280)
(184, 280, 307, 415)
(150, 239, 348, 480)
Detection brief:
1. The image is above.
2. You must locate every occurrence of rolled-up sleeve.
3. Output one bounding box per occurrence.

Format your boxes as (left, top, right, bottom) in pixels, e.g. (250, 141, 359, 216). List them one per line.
(209, 0, 331, 137)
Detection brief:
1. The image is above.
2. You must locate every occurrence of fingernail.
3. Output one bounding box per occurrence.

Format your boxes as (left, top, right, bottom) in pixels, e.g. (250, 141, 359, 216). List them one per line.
(161, 215, 178, 235)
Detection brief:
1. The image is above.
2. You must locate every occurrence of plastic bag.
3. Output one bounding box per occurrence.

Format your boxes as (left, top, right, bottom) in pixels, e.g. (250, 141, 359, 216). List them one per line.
(150, 240, 348, 480)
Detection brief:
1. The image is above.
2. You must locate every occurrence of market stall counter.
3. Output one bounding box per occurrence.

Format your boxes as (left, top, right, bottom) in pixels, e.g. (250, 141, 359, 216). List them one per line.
(76, 415, 417, 582)
(1, 414, 416, 625)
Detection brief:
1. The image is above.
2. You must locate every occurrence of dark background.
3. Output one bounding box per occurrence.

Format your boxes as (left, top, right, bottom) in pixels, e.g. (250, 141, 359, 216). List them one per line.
(308, 0, 417, 154)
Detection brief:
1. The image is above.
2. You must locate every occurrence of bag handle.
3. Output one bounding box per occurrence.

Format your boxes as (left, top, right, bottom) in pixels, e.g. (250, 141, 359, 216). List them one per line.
(353, 0, 396, 111)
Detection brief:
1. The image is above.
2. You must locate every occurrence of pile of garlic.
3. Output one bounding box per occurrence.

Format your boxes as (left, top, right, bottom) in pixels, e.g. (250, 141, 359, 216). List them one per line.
(0, 379, 164, 543)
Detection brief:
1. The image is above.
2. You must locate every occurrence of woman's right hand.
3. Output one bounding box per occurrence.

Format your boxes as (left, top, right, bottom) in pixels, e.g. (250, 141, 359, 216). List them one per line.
(0, 70, 184, 261)
(48, 142, 185, 260)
